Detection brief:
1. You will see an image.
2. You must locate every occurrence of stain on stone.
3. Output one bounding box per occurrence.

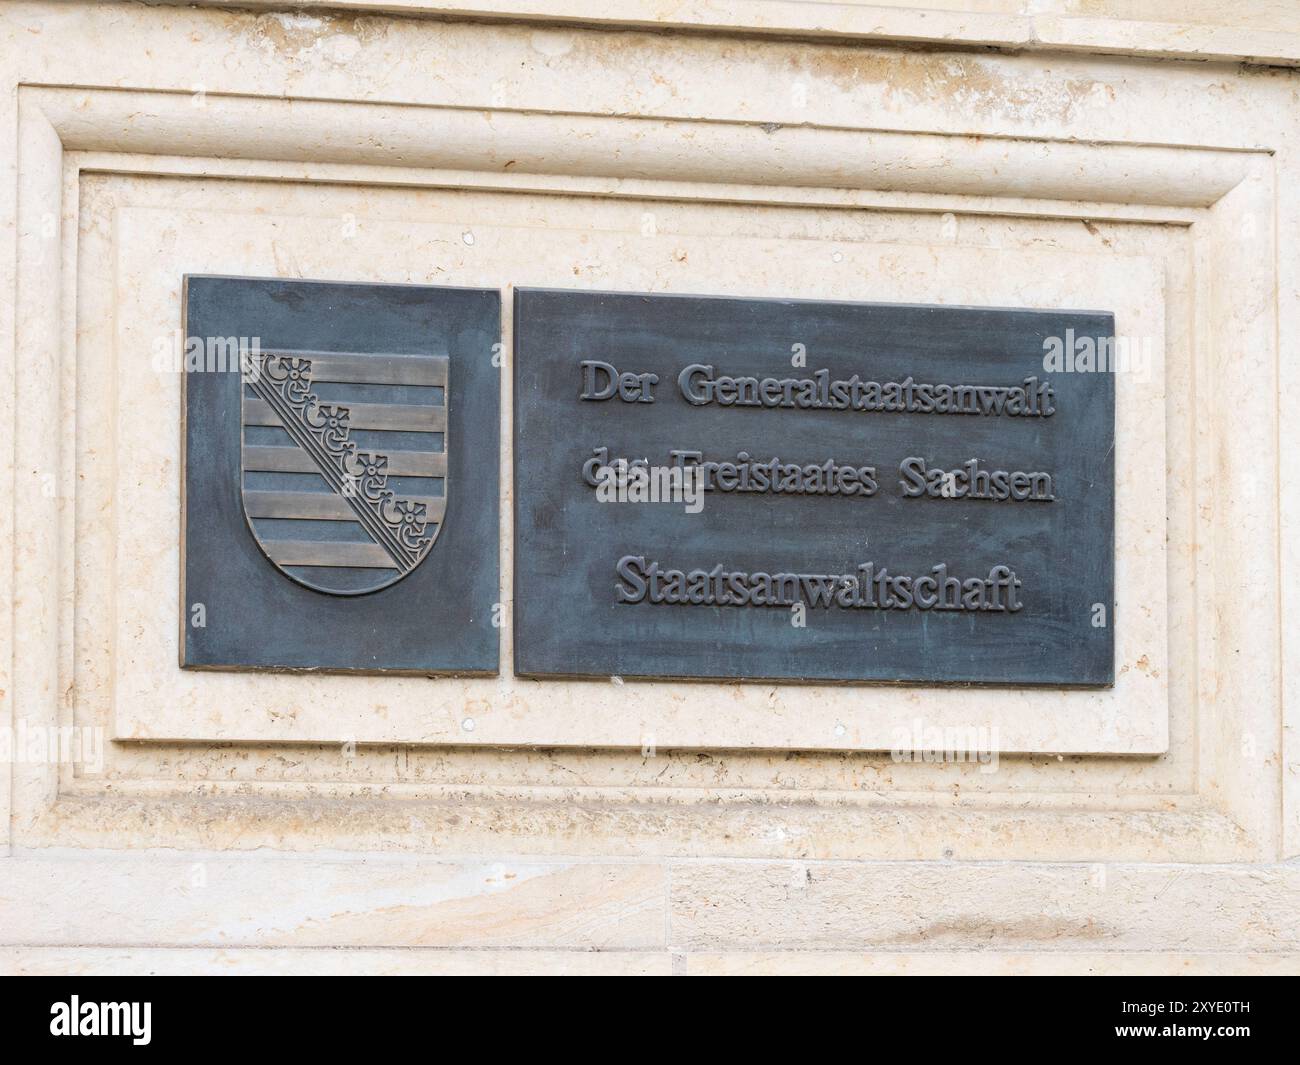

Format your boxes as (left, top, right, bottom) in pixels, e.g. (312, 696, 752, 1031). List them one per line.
(895, 914, 1113, 945)
(796, 48, 1116, 126)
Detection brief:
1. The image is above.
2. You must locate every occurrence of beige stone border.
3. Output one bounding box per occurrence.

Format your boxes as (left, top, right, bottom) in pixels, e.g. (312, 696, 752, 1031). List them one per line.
(1, 945, 1297, 976)
(4, 79, 1283, 865)
(87, 161, 1170, 756)
(181, 0, 1300, 67)
(0, 853, 1297, 958)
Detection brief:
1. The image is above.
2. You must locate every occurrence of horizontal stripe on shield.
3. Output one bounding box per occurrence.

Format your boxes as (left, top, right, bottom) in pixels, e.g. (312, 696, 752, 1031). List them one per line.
(245, 490, 446, 523)
(242, 445, 447, 477)
(258, 539, 399, 570)
(282, 566, 405, 592)
(242, 398, 445, 433)
(259, 352, 448, 387)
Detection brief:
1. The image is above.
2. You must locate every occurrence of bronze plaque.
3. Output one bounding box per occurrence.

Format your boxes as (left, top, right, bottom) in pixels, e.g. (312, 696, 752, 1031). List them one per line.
(512, 288, 1115, 687)
(182, 275, 499, 674)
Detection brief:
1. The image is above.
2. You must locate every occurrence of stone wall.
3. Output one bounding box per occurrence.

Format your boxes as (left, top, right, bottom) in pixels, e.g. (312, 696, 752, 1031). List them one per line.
(0, 1, 1296, 974)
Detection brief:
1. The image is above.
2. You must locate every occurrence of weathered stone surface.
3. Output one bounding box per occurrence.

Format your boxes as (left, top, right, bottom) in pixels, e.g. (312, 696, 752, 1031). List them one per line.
(0, 1, 1295, 972)
(0, 856, 666, 950)
(668, 863, 1300, 953)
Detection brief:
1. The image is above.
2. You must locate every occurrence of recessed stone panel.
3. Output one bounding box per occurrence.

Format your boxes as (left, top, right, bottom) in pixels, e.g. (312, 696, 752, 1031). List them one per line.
(80, 169, 1165, 754)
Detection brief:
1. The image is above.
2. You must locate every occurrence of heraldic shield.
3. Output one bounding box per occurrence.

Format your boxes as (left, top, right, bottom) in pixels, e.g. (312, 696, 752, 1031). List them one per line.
(240, 348, 448, 595)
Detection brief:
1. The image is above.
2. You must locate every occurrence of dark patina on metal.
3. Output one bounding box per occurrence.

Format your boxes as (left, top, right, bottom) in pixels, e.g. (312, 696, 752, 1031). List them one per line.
(182, 276, 499, 674)
(513, 288, 1115, 686)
